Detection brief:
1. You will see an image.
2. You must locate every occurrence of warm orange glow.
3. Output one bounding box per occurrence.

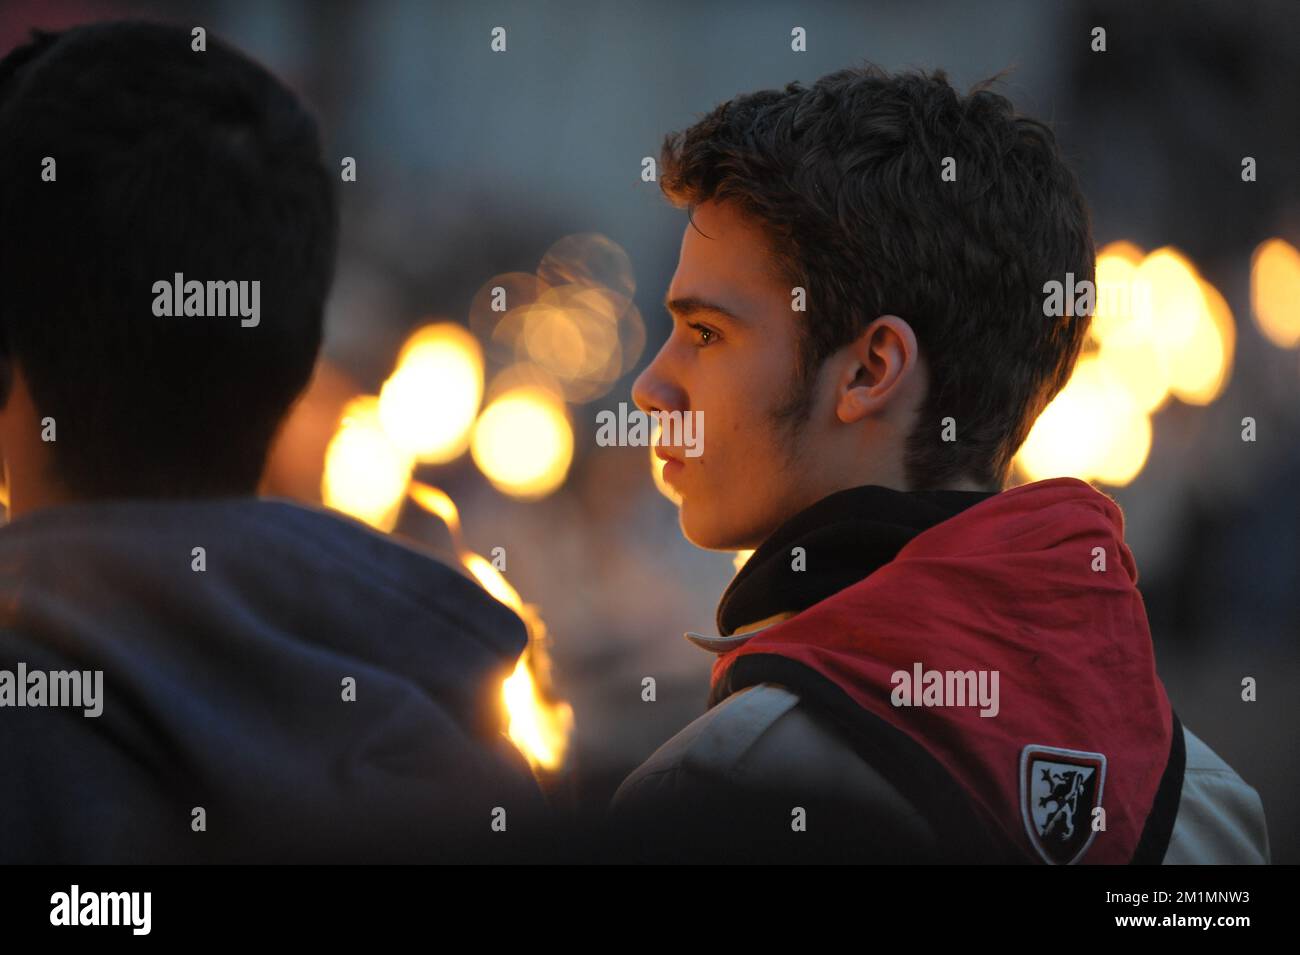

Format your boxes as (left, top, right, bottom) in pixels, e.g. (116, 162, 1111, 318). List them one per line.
(1200, 279, 1237, 396)
(1091, 245, 1171, 413)
(378, 323, 483, 464)
(1023, 242, 1234, 485)
(469, 272, 549, 361)
(1091, 250, 1144, 346)
(322, 396, 413, 531)
(1097, 240, 1145, 265)
(409, 480, 573, 773)
(502, 653, 574, 773)
(1136, 248, 1204, 354)
(470, 385, 574, 500)
(1016, 355, 1151, 487)
(1097, 333, 1171, 415)
(520, 301, 592, 380)
(320, 287, 579, 775)
(407, 481, 461, 530)
(1168, 280, 1234, 406)
(462, 551, 524, 610)
(1251, 238, 1300, 349)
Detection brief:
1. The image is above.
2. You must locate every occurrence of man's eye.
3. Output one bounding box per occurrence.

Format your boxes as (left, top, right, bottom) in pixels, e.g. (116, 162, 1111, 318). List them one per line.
(687, 322, 718, 346)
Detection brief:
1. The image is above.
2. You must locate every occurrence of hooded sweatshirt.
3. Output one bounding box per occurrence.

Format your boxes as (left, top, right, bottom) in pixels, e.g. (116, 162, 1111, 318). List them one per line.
(0, 497, 542, 863)
(707, 477, 1181, 864)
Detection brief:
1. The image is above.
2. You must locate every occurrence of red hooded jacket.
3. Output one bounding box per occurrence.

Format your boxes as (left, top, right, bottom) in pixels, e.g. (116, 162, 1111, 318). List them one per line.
(710, 478, 1178, 864)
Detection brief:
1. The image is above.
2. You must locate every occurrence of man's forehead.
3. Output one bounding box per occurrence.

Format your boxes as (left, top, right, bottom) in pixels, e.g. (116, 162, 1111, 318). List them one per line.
(680, 200, 773, 257)
(670, 200, 788, 307)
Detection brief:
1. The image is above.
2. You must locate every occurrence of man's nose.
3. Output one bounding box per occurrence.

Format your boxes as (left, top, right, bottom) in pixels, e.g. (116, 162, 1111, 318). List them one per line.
(631, 343, 686, 415)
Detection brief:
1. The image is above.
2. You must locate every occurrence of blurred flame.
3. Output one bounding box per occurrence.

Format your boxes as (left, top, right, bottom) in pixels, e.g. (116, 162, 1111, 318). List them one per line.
(1017, 243, 1233, 486)
(1017, 355, 1151, 486)
(1089, 249, 1143, 346)
(407, 479, 459, 528)
(1251, 238, 1300, 349)
(538, 232, 636, 301)
(409, 481, 573, 772)
(1136, 248, 1206, 354)
(502, 654, 572, 775)
(1101, 240, 1145, 265)
(520, 302, 591, 380)
(509, 286, 634, 402)
(378, 323, 484, 464)
(1170, 280, 1234, 406)
(468, 237, 643, 406)
(318, 234, 642, 774)
(470, 272, 549, 357)
(323, 391, 575, 773)
(322, 396, 413, 531)
(471, 384, 574, 500)
(1091, 245, 1171, 413)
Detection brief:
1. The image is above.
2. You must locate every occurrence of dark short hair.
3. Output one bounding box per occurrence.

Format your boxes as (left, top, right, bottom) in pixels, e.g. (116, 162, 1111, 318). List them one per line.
(660, 65, 1095, 489)
(0, 20, 337, 497)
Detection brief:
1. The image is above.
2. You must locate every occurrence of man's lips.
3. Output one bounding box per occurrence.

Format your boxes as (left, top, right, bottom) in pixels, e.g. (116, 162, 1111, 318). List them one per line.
(654, 446, 686, 483)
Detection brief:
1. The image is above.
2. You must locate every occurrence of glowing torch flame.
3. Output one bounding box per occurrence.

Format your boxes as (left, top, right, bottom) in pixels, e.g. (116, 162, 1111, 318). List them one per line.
(409, 481, 573, 773)
(1014, 241, 1234, 486)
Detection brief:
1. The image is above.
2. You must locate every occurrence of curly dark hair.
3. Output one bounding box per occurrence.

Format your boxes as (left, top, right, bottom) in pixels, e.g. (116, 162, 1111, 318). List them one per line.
(660, 65, 1095, 489)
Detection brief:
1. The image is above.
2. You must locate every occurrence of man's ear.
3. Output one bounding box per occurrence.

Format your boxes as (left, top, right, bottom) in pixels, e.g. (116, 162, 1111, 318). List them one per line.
(834, 315, 920, 425)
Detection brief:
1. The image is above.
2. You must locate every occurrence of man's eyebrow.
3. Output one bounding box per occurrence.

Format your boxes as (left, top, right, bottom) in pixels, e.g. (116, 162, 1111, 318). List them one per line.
(663, 295, 744, 322)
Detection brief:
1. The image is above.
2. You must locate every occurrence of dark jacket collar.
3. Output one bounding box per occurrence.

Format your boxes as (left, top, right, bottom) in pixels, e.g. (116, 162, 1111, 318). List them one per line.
(716, 484, 998, 637)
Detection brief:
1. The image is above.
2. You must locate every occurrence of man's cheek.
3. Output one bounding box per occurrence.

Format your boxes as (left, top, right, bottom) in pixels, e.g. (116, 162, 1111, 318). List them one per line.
(682, 408, 705, 458)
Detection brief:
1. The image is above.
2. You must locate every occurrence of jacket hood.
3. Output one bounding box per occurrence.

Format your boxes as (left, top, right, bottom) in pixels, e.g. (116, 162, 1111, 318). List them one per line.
(716, 483, 997, 636)
(711, 477, 1178, 864)
(0, 497, 538, 862)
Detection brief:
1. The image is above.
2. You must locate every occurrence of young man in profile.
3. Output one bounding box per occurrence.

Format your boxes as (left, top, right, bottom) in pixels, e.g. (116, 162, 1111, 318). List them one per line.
(613, 66, 1269, 864)
(0, 21, 539, 862)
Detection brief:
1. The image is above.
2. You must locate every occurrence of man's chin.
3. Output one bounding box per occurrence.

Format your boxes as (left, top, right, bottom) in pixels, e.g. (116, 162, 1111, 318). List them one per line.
(677, 498, 765, 552)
